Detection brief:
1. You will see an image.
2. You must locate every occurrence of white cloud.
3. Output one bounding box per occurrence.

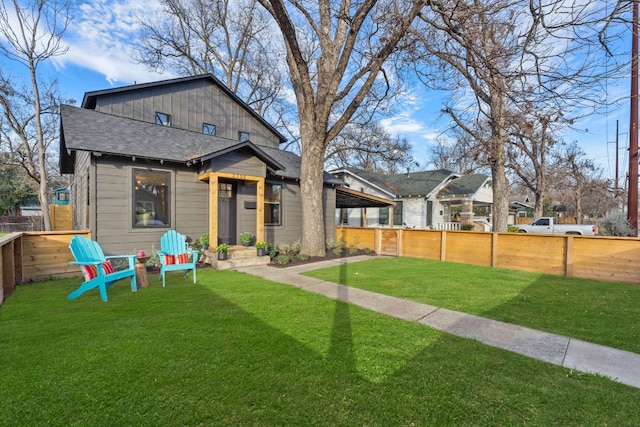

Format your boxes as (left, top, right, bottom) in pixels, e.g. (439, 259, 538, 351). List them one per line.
(51, 0, 168, 85)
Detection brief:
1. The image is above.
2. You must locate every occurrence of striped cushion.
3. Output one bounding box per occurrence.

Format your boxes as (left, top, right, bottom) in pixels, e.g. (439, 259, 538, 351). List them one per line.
(164, 253, 190, 265)
(81, 261, 114, 281)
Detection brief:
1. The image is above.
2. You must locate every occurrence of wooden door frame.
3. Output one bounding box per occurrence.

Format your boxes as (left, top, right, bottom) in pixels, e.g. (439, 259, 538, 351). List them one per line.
(198, 171, 265, 248)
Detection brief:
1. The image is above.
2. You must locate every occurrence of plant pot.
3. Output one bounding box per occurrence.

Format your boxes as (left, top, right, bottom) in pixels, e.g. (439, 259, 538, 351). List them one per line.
(203, 244, 209, 250)
(256, 248, 266, 257)
(217, 252, 228, 260)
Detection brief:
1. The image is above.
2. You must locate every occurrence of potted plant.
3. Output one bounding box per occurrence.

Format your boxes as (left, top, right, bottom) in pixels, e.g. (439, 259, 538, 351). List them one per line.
(239, 232, 253, 247)
(215, 243, 229, 260)
(255, 241, 267, 256)
(200, 233, 209, 250)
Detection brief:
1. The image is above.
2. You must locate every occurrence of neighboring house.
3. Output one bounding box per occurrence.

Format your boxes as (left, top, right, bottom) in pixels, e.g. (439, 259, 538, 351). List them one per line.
(332, 167, 492, 230)
(509, 195, 535, 224)
(59, 74, 344, 255)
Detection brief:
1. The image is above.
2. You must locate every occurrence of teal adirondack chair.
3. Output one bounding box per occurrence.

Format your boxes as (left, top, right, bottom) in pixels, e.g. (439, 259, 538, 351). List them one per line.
(68, 235, 137, 302)
(157, 230, 199, 287)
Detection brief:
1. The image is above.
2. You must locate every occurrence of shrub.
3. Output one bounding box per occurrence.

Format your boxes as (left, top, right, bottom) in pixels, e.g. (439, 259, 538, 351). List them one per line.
(290, 239, 302, 254)
(277, 254, 291, 265)
(600, 212, 632, 236)
(325, 239, 338, 251)
(267, 241, 276, 258)
(332, 246, 343, 256)
(296, 253, 310, 261)
(507, 226, 520, 233)
(461, 224, 475, 231)
(348, 246, 359, 255)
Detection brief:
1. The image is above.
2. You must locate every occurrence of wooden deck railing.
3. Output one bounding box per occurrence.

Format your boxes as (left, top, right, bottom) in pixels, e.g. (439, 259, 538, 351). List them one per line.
(1, 231, 90, 304)
(337, 226, 640, 285)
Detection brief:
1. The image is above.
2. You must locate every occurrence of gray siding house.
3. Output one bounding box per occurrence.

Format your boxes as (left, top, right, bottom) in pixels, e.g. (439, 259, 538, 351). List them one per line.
(59, 74, 342, 255)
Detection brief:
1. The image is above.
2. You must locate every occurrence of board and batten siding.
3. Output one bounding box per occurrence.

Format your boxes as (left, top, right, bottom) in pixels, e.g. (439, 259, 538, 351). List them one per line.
(210, 150, 267, 177)
(92, 158, 208, 255)
(93, 79, 281, 149)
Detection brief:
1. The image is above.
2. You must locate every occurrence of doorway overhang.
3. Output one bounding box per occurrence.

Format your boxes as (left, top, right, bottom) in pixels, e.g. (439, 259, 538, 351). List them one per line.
(199, 171, 265, 249)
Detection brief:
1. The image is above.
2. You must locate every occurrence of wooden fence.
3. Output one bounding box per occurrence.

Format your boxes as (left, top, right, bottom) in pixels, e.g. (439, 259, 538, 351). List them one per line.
(1, 231, 89, 304)
(337, 226, 640, 285)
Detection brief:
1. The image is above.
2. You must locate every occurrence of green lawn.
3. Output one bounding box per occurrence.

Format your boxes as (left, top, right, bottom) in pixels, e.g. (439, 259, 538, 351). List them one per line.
(1, 267, 639, 426)
(304, 256, 640, 354)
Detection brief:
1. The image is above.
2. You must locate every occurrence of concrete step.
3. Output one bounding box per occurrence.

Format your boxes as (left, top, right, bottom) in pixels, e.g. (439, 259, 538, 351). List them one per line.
(210, 255, 271, 270)
(201, 246, 271, 270)
(228, 245, 258, 258)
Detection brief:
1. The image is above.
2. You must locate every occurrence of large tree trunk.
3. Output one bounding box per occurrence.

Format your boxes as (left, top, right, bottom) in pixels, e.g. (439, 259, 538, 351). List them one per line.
(299, 145, 327, 257)
(492, 160, 510, 232)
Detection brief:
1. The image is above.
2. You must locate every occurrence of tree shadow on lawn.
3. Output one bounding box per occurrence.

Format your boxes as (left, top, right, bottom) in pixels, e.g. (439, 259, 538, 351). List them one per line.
(479, 273, 640, 355)
(1, 272, 639, 426)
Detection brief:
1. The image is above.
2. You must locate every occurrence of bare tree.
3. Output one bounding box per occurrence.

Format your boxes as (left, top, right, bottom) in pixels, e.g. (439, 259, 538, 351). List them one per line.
(0, 0, 70, 231)
(552, 141, 617, 223)
(134, 0, 284, 117)
(326, 121, 417, 174)
(506, 107, 566, 219)
(429, 128, 487, 174)
(256, 0, 425, 255)
(411, 0, 628, 232)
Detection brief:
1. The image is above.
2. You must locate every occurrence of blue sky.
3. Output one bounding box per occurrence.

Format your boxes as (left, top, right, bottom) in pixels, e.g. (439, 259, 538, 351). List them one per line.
(3, 0, 634, 183)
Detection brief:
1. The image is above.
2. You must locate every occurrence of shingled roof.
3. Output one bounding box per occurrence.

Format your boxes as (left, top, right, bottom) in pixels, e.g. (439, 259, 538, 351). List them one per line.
(59, 104, 342, 185)
(340, 166, 458, 197)
(437, 174, 491, 198)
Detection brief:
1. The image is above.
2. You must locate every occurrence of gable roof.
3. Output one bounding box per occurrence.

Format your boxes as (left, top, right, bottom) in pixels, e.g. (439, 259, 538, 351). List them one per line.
(81, 73, 287, 144)
(59, 104, 342, 185)
(437, 174, 491, 198)
(336, 166, 458, 197)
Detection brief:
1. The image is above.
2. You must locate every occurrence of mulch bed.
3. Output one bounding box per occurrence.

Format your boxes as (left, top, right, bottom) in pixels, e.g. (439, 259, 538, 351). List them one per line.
(268, 249, 375, 268)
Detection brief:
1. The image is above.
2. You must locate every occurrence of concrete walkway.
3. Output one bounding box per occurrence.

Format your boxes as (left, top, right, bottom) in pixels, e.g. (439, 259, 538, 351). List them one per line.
(236, 256, 640, 390)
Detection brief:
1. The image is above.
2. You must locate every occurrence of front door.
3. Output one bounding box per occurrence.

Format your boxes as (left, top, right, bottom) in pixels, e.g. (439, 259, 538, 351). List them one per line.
(218, 182, 237, 245)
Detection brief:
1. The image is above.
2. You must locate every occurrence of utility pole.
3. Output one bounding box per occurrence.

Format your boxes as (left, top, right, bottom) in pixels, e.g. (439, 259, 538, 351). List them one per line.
(616, 120, 619, 196)
(629, 0, 639, 236)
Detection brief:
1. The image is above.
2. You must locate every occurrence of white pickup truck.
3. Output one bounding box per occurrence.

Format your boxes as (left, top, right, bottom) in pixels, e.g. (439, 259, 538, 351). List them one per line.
(516, 217, 598, 235)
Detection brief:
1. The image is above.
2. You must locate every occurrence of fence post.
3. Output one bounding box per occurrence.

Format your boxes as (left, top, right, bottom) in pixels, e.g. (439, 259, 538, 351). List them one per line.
(565, 236, 574, 277)
(491, 232, 499, 267)
(440, 230, 447, 261)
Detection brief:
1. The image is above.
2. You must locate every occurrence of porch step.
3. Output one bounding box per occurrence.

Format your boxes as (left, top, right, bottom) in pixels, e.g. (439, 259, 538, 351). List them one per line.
(201, 246, 271, 270)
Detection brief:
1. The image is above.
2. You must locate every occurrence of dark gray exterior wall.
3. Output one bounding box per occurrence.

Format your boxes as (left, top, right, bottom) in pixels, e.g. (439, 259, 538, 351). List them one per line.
(70, 151, 91, 230)
(91, 157, 209, 255)
(211, 150, 267, 177)
(93, 79, 281, 149)
(262, 180, 337, 247)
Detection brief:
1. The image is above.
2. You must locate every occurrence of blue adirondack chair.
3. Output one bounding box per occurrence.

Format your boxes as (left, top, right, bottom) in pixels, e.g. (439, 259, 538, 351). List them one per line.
(157, 230, 199, 287)
(68, 235, 137, 302)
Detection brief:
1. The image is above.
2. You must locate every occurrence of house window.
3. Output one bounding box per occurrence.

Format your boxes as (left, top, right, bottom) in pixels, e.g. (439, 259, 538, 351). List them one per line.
(203, 123, 216, 135)
(340, 208, 349, 225)
(133, 169, 170, 228)
(239, 131, 250, 142)
(264, 183, 281, 225)
(155, 112, 171, 126)
(393, 201, 403, 226)
(379, 207, 389, 225)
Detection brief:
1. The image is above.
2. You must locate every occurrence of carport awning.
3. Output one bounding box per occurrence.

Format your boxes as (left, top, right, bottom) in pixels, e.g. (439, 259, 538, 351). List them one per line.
(336, 186, 396, 208)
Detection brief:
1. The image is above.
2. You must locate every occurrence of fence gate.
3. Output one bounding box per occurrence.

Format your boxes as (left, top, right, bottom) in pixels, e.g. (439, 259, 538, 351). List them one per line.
(379, 229, 398, 256)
